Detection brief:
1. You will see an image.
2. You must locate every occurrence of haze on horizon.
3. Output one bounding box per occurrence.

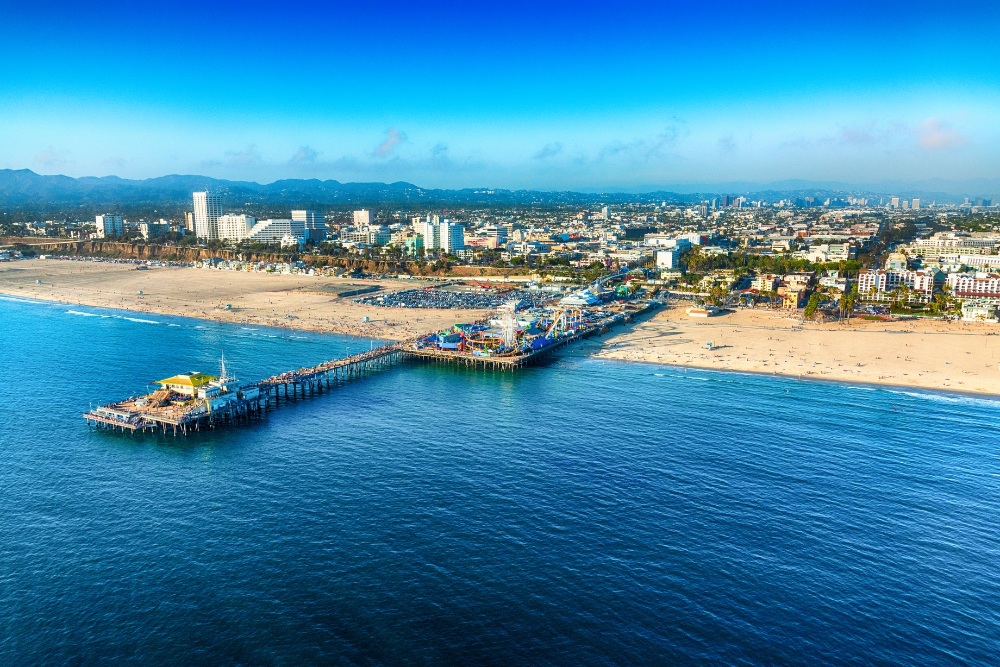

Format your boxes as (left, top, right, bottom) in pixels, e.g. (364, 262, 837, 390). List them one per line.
(1, 0, 998, 193)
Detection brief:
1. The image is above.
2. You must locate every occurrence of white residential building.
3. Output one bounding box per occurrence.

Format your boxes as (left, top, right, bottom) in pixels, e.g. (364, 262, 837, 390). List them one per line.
(936, 254, 1000, 271)
(192, 192, 222, 240)
(343, 225, 391, 245)
(138, 220, 170, 240)
(94, 214, 124, 238)
(946, 272, 1000, 298)
(245, 219, 305, 244)
(751, 274, 780, 292)
(352, 210, 372, 226)
(218, 214, 257, 242)
(909, 233, 1000, 257)
(857, 269, 942, 302)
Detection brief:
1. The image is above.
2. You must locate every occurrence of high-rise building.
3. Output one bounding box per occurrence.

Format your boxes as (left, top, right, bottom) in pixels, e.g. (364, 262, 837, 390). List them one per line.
(353, 210, 372, 226)
(292, 210, 327, 243)
(218, 214, 256, 242)
(192, 192, 222, 240)
(421, 218, 441, 250)
(184, 211, 195, 233)
(94, 214, 124, 239)
(912, 198, 920, 210)
(890, 197, 900, 209)
(441, 221, 465, 253)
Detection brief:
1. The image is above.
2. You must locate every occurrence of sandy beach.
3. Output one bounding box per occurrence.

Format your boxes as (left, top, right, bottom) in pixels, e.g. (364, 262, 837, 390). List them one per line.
(589, 305, 1000, 396)
(4, 259, 1000, 396)
(0, 259, 489, 340)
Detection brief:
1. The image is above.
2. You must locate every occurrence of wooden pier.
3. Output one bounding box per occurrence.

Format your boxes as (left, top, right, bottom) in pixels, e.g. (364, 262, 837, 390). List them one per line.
(256, 344, 406, 403)
(84, 299, 659, 437)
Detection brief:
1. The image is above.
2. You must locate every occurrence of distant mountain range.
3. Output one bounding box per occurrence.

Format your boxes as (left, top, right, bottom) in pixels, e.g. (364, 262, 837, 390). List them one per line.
(0, 169, 992, 212)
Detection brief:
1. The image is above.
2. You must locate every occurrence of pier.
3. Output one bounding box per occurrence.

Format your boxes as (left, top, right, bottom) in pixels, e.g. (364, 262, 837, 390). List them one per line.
(84, 297, 659, 436)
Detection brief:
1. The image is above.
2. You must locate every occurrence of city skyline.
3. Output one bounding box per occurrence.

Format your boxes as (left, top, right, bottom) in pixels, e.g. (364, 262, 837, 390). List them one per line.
(1, 1, 998, 190)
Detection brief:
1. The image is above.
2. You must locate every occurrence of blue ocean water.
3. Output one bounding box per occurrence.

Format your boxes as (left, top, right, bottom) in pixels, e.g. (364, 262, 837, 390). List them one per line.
(1, 295, 998, 665)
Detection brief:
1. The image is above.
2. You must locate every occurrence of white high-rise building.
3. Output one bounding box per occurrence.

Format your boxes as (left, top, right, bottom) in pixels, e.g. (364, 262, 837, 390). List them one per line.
(890, 197, 900, 209)
(94, 214, 124, 238)
(912, 198, 921, 210)
(218, 214, 256, 242)
(292, 210, 327, 243)
(421, 218, 441, 250)
(193, 192, 222, 240)
(353, 210, 372, 225)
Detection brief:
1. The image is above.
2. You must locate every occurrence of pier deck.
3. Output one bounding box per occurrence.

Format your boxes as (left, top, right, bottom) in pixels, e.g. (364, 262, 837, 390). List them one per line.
(84, 298, 659, 436)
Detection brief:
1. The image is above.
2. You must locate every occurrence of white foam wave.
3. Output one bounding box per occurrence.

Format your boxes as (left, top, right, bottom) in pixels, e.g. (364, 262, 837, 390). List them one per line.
(888, 389, 1000, 408)
(0, 295, 43, 304)
(66, 310, 107, 318)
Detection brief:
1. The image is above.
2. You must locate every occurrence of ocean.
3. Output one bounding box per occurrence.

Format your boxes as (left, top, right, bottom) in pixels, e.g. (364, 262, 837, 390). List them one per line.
(1, 295, 998, 665)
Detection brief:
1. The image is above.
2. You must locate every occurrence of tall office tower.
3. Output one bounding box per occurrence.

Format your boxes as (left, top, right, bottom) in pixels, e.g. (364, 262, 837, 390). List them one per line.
(192, 192, 222, 240)
(911, 198, 920, 210)
(890, 197, 900, 209)
(353, 209, 372, 225)
(292, 210, 327, 243)
(184, 211, 195, 233)
(440, 221, 465, 253)
(94, 214, 124, 238)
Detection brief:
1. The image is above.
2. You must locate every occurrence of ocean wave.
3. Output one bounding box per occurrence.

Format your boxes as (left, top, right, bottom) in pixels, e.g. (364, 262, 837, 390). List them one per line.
(66, 310, 108, 318)
(0, 295, 44, 304)
(121, 317, 161, 325)
(889, 389, 1000, 407)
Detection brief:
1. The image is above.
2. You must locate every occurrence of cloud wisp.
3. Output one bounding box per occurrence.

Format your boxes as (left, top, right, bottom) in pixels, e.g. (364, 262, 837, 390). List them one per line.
(917, 118, 968, 150)
(34, 147, 72, 170)
(373, 128, 407, 157)
(290, 145, 319, 164)
(224, 145, 262, 166)
(533, 142, 563, 160)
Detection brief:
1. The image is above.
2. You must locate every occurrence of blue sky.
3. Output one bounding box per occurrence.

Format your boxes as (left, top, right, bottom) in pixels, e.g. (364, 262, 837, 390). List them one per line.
(1, 0, 998, 191)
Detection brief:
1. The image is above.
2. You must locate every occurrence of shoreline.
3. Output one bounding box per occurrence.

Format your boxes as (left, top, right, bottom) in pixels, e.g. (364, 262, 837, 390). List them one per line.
(8, 287, 1000, 400)
(586, 350, 1000, 402)
(3, 260, 1000, 397)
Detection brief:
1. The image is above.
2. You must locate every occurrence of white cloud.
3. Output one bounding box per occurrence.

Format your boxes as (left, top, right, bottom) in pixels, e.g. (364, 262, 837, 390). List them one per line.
(917, 118, 968, 150)
(372, 128, 407, 157)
